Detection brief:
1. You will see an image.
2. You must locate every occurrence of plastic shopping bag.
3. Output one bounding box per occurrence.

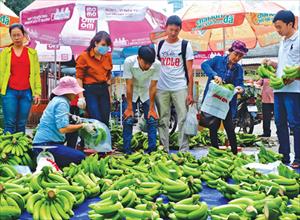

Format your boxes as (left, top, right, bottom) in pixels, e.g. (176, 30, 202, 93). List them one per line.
(201, 81, 235, 120)
(79, 118, 112, 152)
(184, 104, 198, 136)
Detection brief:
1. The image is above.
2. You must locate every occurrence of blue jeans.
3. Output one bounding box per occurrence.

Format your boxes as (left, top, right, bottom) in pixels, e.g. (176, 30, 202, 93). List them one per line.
(33, 142, 85, 168)
(2, 87, 32, 134)
(84, 83, 110, 126)
(123, 100, 157, 154)
(274, 93, 300, 163)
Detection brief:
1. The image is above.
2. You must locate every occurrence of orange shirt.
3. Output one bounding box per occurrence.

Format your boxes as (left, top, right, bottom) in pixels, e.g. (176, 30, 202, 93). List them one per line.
(76, 49, 112, 85)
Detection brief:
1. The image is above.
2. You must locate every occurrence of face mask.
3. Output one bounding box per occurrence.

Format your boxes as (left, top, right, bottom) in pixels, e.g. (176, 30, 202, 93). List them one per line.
(97, 46, 109, 55)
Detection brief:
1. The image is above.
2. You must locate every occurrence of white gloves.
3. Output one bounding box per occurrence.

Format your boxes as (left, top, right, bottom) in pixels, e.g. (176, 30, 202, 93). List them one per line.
(70, 114, 82, 124)
(82, 123, 96, 135)
(77, 97, 86, 109)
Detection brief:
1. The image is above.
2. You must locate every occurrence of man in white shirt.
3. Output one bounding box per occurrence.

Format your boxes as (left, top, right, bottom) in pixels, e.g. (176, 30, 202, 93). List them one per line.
(156, 15, 194, 152)
(122, 46, 161, 154)
(263, 10, 300, 168)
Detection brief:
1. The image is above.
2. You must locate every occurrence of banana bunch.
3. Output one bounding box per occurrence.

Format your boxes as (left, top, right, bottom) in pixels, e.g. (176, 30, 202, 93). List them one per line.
(0, 183, 25, 219)
(257, 64, 276, 78)
(155, 197, 171, 219)
(62, 162, 81, 179)
(0, 164, 19, 182)
(209, 203, 249, 220)
(263, 196, 285, 220)
(100, 187, 140, 208)
(161, 178, 191, 202)
(168, 195, 208, 220)
(119, 207, 160, 220)
(98, 178, 113, 193)
(277, 163, 300, 179)
(287, 195, 300, 216)
(0, 132, 32, 157)
(30, 166, 70, 192)
(1, 181, 32, 203)
(183, 176, 202, 194)
(269, 76, 285, 90)
(231, 167, 258, 184)
(72, 171, 100, 198)
(283, 65, 300, 79)
(106, 173, 137, 190)
(256, 180, 285, 197)
(26, 189, 76, 220)
(216, 179, 241, 200)
(233, 153, 256, 167)
(169, 132, 179, 150)
(180, 163, 202, 178)
(206, 147, 233, 160)
(279, 213, 298, 220)
(79, 154, 109, 178)
(89, 194, 123, 220)
(236, 133, 261, 147)
(135, 180, 162, 201)
(56, 184, 85, 206)
(258, 145, 283, 164)
(268, 175, 300, 199)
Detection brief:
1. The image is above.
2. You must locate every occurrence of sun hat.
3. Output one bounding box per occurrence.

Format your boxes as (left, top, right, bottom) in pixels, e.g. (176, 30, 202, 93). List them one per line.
(52, 76, 84, 96)
(229, 40, 248, 55)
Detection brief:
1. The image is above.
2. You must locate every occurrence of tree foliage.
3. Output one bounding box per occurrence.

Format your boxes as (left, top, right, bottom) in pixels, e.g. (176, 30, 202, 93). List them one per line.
(3, 0, 34, 16)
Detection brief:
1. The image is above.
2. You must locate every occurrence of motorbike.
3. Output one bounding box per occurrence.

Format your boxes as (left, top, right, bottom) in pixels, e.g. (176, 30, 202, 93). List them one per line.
(234, 83, 261, 134)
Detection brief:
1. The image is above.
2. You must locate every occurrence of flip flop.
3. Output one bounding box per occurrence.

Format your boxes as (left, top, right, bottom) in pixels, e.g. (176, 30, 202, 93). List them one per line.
(291, 161, 300, 169)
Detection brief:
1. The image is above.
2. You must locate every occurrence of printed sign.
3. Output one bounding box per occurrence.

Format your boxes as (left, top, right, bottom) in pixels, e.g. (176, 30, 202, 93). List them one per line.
(195, 15, 235, 30)
(79, 17, 97, 31)
(250, 13, 275, 26)
(85, 6, 98, 18)
(0, 15, 10, 26)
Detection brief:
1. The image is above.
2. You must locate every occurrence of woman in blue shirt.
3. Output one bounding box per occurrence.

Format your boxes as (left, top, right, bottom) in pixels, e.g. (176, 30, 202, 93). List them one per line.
(201, 40, 248, 154)
(33, 76, 86, 167)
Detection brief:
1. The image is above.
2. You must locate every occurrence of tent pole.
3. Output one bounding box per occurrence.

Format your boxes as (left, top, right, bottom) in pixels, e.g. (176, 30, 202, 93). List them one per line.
(223, 27, 226, 53)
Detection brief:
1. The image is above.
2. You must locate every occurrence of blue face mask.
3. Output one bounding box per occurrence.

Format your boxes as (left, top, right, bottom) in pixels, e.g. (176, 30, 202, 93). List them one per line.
(97, 46, 109, 55)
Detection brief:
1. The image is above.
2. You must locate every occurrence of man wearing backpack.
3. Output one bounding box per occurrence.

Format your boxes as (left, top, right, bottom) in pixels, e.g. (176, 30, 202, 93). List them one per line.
(156, 15, 194, 152)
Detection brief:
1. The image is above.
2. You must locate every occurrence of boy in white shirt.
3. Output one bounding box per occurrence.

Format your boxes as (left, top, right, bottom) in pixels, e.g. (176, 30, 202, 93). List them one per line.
(122, 46, 161, 154)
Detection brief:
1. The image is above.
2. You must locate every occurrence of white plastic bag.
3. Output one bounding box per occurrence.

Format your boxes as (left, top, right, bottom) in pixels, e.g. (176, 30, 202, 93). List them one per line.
(184, 104, 198, 136)
(79, 118, 112, 152)
(201, 81, 235, 120)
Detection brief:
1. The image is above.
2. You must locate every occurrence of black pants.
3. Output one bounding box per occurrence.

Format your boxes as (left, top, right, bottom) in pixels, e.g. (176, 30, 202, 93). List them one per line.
(209, 110, 237, 154)
(84, 83, 110, 126)
(262, 103, 274, 136)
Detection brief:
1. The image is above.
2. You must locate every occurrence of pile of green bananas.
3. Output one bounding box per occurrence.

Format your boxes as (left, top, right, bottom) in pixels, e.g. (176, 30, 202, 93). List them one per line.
(168, 195, 208, 220)
(26, 189, 76, 220)
(1, 181, 32, 203)
(56, 184, 85, 206)
(258, 145, 283, 163)
(0, 132, 35, 169)
(88, 194, 124, 219)
(0, 164, 19, 182)
(135, 181, 162, 201)
(268, 173, 299, 199)
(236, 133, 261, 147)
(30, 166, 69, 192)
(72, 171, 100, 198)
(282, 65, 300, 80)
(257, 64, 276, 78)
(0, 183, 24, 219)
(270, 76, 285, 89)
(286, 195, 300, 217)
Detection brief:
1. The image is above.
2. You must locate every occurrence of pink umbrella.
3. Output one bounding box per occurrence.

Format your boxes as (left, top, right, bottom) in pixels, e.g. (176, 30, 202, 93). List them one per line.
(20, 0, 167, 54)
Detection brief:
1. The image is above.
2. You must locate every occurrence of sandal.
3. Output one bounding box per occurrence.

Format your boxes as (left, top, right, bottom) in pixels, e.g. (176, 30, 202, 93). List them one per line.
(291, 161, 300, 169)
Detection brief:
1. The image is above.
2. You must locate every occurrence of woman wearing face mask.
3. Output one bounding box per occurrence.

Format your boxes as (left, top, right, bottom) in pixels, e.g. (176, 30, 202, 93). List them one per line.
(0, 23, 41, 134)
(76, 31, 112, 126)
(201, 40, 248, 154)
